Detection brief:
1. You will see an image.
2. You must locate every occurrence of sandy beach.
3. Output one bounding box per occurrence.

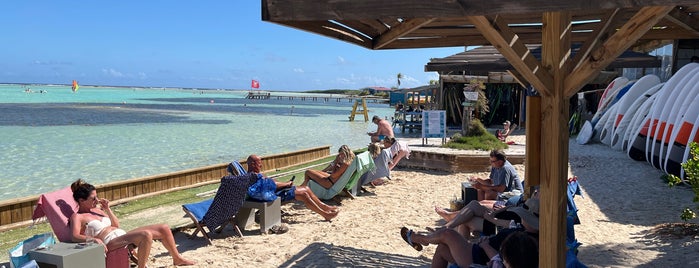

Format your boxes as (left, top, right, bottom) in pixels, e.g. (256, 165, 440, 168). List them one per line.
(123, 133, 698, 267)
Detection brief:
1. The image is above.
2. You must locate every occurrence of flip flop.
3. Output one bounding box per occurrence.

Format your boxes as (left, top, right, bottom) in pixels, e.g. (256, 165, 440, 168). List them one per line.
(400, 227, 423, 251)
(269, 224, 289, 234)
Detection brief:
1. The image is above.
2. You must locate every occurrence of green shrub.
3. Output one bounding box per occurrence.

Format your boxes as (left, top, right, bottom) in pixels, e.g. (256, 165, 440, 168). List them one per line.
(443, 120, 507, 151)
(667, 142, 699, 222)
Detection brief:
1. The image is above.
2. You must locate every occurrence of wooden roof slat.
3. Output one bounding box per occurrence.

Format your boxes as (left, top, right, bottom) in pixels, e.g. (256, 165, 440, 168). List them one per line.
(336, 20, 382, 37)
(570, 9, 621, 72)
(565, 6, 675, 97)
(469, 15, 553, 95)
(664, 7, 699, 34)
(275, 21, 372, 49)
(357, 19, 390, 33)
(262, 0, 699, 20)
(374, 18, 436, 49)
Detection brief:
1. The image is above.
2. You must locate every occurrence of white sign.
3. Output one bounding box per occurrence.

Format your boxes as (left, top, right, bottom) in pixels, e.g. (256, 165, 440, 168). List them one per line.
(463, 91, 479, 101)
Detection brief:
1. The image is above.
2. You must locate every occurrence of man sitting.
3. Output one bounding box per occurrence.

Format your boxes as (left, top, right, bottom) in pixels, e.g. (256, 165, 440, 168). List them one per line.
(247, 155, 339, 221)
(367, 115, 395, 142)
(469, 149, 523, 201)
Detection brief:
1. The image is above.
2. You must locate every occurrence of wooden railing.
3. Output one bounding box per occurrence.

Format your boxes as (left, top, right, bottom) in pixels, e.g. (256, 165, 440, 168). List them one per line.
(0, 145, 330, 230)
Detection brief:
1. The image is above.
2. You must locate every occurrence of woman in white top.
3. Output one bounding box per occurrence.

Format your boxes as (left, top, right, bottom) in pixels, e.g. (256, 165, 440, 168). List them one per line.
(383, 136, 411, 170)
(69, 179, 195, 268)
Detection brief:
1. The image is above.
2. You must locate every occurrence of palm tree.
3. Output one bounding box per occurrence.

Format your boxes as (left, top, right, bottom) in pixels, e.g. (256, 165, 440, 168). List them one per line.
(396, 73, 403, 89)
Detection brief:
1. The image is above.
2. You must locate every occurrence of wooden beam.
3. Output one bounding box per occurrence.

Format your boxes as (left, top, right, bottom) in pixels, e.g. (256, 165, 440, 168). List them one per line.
(540, 11, 571, 268)
(274, 21, 373, 49)
(564, 6, 674, 98)
(262, 0, 698, 21)
(506, 70, 530, 89)
(373, 18, 437, 49)
(664, 7, 699, 34)
(570, 9, 620, 72)
(469, 15, 553, 96)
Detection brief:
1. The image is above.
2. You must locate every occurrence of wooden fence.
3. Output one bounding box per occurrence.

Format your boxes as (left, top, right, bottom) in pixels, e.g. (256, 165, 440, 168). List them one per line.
(0, 145, 330, 230)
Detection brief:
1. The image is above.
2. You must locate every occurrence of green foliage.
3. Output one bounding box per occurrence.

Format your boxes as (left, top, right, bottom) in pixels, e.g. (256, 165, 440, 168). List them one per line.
(667, 142, 699, 221)
(443, 119, 507, 151)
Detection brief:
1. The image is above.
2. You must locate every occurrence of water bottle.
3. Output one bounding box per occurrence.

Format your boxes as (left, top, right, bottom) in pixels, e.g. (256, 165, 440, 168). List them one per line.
(509, 220, 517, 229)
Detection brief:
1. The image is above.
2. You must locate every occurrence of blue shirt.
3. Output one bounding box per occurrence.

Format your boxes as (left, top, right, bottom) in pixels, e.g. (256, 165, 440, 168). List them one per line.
(489, 160, 523, 192)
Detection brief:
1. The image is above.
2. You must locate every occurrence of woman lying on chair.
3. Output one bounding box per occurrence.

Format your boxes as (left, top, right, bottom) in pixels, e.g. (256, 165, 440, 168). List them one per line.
(69, 179, 195, 268)
(302, 145, 355, 189)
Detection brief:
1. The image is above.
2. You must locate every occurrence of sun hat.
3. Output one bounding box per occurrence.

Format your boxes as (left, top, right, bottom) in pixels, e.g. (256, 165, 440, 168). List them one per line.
(508, 198, 539, 231)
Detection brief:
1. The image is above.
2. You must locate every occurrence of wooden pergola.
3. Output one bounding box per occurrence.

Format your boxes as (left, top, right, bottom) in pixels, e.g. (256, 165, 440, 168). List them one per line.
(261, 1, 699, 266)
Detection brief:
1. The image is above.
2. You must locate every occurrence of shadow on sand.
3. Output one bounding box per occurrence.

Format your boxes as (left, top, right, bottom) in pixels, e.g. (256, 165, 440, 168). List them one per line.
(278, 242, 429, 267)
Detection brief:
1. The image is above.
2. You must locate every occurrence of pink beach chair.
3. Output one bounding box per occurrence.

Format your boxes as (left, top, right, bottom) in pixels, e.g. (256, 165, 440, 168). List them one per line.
(31, 186, 131, 268)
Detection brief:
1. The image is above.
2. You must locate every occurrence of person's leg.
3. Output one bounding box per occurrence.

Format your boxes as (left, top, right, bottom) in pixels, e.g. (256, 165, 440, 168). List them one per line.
(483, 189, 499, 200)
(107, 230, 152, 268)
(302, 170, 332, 188)
(130, 224, 195, 266)
(444, 200, 488, 229)
(434, 206, 458, 222)
(294, 187, 338, 221)
(298, 186, 338, 212)
(410, 228, 473, 268)
(388, 150, 408, 170)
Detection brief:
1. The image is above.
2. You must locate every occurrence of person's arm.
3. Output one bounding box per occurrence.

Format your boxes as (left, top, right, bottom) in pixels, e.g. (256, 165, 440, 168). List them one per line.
(483, 211, 512, 228)
(478, 237, 499, 259)
(69, 214, 85, 242)
(99, 198, 120, 228)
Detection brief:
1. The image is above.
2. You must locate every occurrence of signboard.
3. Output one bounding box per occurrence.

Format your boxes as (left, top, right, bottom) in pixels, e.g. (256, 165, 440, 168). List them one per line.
(422, 110, 446, 145)
(463, 91, 479, 101)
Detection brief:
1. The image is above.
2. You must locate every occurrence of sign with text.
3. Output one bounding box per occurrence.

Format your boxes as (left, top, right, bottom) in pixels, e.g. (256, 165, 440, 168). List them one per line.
(422, 110, 446, 139)
(463, 91, 479, 101)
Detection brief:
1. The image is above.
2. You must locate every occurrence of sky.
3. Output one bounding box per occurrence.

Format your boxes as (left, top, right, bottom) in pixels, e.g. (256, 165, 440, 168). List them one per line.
(1, 1, 465, 91)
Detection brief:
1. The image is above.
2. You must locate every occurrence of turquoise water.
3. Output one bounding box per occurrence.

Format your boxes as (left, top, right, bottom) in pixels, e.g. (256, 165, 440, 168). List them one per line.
(0, 84, 397, 201)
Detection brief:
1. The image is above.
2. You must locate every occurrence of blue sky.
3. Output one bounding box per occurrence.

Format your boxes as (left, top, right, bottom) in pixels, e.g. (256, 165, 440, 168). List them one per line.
(1, 1, 464, 91)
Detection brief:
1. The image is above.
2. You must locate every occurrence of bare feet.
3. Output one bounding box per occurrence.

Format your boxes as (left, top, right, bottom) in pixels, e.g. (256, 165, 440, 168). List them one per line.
(173, 255, 196, 266)
(324, 209, 339, 221)
(434, 205, 452, 220)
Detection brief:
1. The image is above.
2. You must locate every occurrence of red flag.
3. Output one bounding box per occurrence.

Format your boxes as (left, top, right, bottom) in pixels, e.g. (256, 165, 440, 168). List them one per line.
(251, 80, 260, 89)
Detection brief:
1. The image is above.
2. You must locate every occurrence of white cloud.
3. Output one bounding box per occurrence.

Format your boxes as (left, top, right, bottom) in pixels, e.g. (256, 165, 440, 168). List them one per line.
(293, 68, 304, 73)
(337, 56, 346, 65)
(138, 72, 147, 79)
(102, 68, 124, 77)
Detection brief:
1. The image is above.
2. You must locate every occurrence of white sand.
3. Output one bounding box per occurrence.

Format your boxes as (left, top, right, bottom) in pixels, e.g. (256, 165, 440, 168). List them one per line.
(125, 134, 699, 267)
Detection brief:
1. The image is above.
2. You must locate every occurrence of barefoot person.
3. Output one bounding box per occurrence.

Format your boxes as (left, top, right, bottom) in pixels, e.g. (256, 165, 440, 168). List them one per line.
(367, 115, 395, 142)
(69, 179, 195, 268)
(248, 155, 339, 221)
(302, 145, 355, 189)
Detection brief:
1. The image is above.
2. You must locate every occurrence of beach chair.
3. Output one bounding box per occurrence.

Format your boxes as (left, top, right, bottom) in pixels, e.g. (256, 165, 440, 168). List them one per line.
(223, 161, 284, 234)
(31, 187, 131, 268)
(308, 151, 375, 200)
(181, 173, 258, 243)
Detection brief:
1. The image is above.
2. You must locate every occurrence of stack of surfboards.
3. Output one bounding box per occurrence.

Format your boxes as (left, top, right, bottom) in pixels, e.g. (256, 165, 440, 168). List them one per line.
(577, 62, 699, 180)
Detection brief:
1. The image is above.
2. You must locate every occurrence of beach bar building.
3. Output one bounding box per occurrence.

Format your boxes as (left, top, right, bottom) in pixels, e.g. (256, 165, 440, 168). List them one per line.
(261, 1, 699, 266)
(424, 44, 663, 128)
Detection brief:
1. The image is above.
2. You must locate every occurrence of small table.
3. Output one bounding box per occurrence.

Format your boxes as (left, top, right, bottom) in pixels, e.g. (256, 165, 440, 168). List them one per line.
(29, 242, 105, 268)
(461, 182, 478, 205)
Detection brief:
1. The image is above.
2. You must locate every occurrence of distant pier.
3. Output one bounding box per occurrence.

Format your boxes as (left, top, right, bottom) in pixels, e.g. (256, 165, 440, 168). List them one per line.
(246, 91, 387, 103)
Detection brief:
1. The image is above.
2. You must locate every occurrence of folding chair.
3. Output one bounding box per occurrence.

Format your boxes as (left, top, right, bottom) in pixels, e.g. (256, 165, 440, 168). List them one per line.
(32, 187, 131, 268)
(181, 173, 257, 242)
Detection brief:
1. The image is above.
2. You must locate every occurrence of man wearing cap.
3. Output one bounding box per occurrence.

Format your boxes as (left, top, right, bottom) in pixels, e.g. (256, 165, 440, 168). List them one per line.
(367, 115, 394, 142)
(400, 198, 539, 267)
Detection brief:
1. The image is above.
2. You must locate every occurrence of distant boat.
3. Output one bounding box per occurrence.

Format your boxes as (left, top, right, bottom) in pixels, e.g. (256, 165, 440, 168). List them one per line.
(71, 80, 79, 92)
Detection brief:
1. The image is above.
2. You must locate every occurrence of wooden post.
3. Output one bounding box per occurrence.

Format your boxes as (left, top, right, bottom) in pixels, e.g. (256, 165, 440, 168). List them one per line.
(525, 95, 541, 194)
(540, 11, 571, 268)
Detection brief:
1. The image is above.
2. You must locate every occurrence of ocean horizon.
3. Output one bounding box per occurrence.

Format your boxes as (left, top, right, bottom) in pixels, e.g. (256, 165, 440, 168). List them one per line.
(0, 84, 401, 201)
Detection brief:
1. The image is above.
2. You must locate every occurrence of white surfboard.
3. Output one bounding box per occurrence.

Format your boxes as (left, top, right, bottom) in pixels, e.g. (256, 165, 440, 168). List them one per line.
(625, 92, 659, 153)
(658, 72, 699, 172)
(663, 81, 699, 176)
(576, 120, 594, 145)
(591, 77, 629, 126)
(613, 82, 663, 150)
(599, 104, 620, 146)
(678, 115, 699, 178)
(604, 76, 659, 148)
(647, 64, 699, 167)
